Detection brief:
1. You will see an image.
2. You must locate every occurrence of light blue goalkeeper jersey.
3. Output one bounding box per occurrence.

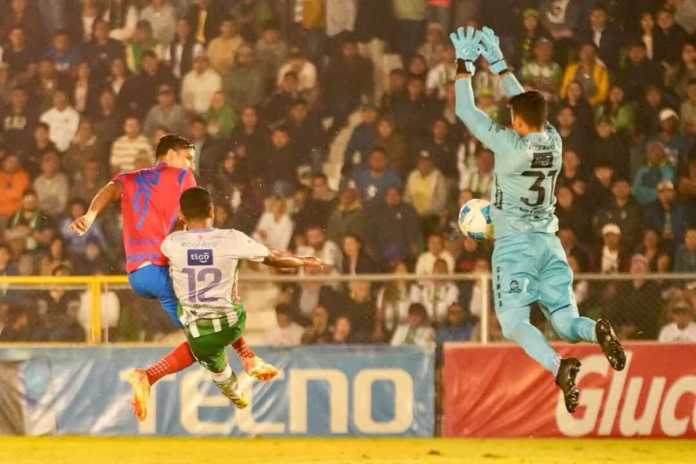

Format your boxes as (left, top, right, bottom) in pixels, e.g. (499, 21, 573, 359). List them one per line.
(455, 73, 560, 239)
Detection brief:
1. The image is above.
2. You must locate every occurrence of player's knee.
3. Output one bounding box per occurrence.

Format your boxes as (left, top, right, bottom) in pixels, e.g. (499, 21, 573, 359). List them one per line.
(501, 320, 526, 343)
(551, 316, 576, 342)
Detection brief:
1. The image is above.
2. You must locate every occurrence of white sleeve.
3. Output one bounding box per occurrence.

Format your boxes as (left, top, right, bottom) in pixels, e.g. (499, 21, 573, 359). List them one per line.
(229, 230, 270, 262)
(161, 235, 174, 260)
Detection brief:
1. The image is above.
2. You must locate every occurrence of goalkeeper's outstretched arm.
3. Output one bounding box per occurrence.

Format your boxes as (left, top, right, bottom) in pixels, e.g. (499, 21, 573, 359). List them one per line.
(454, 73, 514, 153)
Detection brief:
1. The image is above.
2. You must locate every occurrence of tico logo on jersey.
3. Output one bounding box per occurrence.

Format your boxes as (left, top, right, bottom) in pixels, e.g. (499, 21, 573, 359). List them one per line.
(188, 249, 213, 266)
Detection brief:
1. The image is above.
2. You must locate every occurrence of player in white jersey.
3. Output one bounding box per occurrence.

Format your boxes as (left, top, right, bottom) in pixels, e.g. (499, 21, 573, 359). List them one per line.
(150, 186, 324, 407)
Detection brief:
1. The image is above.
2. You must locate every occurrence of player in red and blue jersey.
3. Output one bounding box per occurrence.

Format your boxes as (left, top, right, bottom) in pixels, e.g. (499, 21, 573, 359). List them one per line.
(70, 135, 278, 421)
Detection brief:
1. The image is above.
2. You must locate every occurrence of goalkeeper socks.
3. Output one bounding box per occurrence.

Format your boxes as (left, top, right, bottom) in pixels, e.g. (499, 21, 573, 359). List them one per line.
(232, 336, 255, 360)
(146, 341, 195, 385)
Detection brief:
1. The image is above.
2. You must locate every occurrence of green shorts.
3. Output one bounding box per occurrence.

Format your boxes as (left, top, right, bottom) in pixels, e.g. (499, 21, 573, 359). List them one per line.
(184, 307, 247, 374)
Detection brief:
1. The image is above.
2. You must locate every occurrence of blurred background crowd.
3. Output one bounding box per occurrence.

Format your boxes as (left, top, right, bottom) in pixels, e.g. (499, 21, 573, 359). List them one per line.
(0, 0, 696, 348)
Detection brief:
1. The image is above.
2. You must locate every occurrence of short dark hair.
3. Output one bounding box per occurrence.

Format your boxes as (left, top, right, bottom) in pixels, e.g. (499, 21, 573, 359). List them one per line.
(509, 90, 547, 128)
(155, 134, 194, 159)
(180, 187, 212, 221)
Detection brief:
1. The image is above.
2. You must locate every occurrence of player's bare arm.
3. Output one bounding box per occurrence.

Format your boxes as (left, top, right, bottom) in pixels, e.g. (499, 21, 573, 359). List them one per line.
(263, 249, 327, 271)
(69, 181, 122, 236)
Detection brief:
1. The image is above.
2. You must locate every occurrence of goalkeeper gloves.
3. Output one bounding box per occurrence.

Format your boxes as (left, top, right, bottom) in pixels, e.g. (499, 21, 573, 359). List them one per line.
(449, 26, 482, 75)
(480, 26, 509, 74)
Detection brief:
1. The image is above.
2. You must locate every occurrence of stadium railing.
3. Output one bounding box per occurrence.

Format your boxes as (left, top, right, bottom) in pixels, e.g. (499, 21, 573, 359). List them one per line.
(0, 272, 692, 344)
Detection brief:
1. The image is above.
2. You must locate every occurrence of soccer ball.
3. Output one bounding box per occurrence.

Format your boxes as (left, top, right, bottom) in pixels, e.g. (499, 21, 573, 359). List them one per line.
(458, 199, 493, 241)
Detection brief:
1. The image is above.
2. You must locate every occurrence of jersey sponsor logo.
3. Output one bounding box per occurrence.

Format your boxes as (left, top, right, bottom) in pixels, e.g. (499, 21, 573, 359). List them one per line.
(531, 151, 553, 168)
(187, 249, 213, 266)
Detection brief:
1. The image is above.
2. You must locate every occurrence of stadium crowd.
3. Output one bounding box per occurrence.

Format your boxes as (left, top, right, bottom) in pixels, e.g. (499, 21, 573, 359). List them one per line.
(1, 0, 696, 346)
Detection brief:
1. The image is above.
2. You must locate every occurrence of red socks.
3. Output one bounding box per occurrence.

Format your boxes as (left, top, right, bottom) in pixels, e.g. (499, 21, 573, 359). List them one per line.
(146, 341, 196, 385)
(232, 336, 255, 360)
(144, 337, 255, 386)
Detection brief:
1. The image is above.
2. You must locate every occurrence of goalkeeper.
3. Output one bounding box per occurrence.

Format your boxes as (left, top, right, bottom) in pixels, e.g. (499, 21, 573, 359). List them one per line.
(450, 26, 625, 413)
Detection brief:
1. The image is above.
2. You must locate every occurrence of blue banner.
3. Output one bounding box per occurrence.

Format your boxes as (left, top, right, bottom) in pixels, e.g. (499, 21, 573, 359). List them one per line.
(0, 346, 434, 437)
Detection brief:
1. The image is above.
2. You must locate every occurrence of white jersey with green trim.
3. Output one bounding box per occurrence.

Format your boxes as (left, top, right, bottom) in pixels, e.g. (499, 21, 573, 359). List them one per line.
(161, 228, 270, 325)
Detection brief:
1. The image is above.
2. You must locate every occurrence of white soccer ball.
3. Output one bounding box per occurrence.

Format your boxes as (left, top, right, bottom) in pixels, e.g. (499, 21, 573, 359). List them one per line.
(458, 199, 493, 241)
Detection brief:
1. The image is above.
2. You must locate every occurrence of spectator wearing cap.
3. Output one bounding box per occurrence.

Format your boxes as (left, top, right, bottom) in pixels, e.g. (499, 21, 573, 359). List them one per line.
(560, 43, 610, 107)
(633, 141, 676, 206)
(118, 50, 176, 118)
(659, 301, 696, 342)
(223, 45, 266, 114)
(654, 8, 689, 65)
(404, 150, 448, 229)
(326, 184, 366, 246)
(644, 180, 687, 250)
(594, 177, 643, 251)
(206, 16, 243, 77)
(596, 223, 627, 273)
(143, 84, 189, 138)
(342, 105, 379, 176)
(579, 4, 623, 71)
(323, 33, 373, 130)
(352, 148, 402, 206)
(264, 303, 304, 347)
(139, 0, 177, 46)
(620, 42, 663, 102)
(181, 54, 222, 115)
(39, 90, 79, 153)
(520, 37, 562, 100)
(0, 154, 30, 220)
(607, 254, 660, 340)
(657, 108, 692, 169)
(674, 226, 696, 272)
(365, 186, 423, 266)
(390, 302, 435, 350)
(110, 116, 153, 173)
